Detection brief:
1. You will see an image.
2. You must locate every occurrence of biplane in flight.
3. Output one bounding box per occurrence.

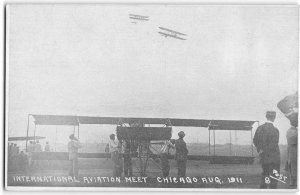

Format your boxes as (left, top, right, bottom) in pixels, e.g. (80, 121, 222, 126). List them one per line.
(129, 14, 149, 23)
(23, 114, 258, 176)
(158, 27, 187, 40)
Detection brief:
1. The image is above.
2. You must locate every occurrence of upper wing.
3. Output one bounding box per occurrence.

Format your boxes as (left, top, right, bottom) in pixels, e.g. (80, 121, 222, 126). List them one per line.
(129, 14, 149, 18)
(129, 17, 149, 21)
(31, 114, 256, 129)
(8, 136, 46, 141)
(159, 27, 187, 36)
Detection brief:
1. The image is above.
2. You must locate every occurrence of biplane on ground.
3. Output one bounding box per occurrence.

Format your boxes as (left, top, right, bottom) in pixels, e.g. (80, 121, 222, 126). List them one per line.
(23, 114, 258, 176)
(158, 27, 187, 40)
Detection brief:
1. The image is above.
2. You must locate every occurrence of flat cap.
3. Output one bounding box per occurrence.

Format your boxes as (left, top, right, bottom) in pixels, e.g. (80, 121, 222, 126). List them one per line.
(69, 134, 75, 140)
(266, 111, 276, 116)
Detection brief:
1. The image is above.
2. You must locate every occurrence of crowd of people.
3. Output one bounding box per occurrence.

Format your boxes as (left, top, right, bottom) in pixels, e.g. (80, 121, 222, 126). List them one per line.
(7, 140, 51, 173)
(7, 143, 27, 172)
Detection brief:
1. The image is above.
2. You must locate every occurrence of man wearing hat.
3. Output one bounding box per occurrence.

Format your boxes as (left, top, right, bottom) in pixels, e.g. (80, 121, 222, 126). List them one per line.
(253, 111, 280, 189)
(160, 139, 175, 177)
(109, 134, 122, 177)
(68, 134, 82, 177)
(122, 140, 133, 177)
(175, 131, 189, 177)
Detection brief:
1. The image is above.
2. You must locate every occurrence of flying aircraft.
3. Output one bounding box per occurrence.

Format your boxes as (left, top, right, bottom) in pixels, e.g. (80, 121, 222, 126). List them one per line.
(129, 14, 149, 21)
(158, 27, 187, 40)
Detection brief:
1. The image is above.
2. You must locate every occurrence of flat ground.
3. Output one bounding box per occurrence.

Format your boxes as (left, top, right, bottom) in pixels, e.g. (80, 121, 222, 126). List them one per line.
(7, 143, 293, 189)
(7, 159, 294, 189)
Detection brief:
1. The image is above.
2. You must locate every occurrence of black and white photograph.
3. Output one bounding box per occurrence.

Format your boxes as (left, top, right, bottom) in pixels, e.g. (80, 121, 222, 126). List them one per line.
(5, 4, 299, 191)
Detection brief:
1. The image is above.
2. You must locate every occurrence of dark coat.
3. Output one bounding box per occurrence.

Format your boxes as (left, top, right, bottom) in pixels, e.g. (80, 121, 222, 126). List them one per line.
(253, 122, 280, 164)
(175, 138, 188, 161)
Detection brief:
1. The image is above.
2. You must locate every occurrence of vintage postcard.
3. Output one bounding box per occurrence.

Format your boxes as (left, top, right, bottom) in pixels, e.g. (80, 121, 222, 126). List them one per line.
(5, 4, 298, 191)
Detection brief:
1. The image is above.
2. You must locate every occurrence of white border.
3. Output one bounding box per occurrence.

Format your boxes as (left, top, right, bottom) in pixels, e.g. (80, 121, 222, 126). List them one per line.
(4, 186, 300, 192)
(3, 1, 300, 193)
(4, 3, 10, 192)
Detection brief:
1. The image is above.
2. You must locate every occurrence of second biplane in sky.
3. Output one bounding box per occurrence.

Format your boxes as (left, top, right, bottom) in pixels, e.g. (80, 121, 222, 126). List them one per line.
(158, 27, 187, 40)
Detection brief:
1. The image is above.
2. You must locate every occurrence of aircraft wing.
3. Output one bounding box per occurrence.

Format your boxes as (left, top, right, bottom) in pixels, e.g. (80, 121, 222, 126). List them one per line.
(158, 32, 186, 40)
(158, 31, 171, 37)
(129, 17, 149, 21)
(129, 14, 149, 18)
(170, 35, 186, 40)
(31, 114, 210, 127)
(208, 120, 255, 130)
(30, 114, 257, 130)
(8, 136, 46, 141)
(159, 27, 187, 36)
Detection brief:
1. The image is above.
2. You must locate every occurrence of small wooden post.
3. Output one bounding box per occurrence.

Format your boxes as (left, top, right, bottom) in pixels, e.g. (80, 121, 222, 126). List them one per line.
(25, 114, 30, 152)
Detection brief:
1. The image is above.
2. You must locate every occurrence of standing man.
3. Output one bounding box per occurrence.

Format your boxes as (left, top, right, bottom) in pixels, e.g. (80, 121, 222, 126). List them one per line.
(175, 131, 188, 178)
(68, 134, 82, 178)
(8, 143, 13, 172)
(286, 113, 298, 188)
(19, 151, 28, 173)
(27, 141, 35, 168)
(34, 140, 42, 169)
(45, 142, 50, 152)
(44, 141, 51, 167)
(122, 140, 133, 177)
(160, 139, 175, 177)
(109, 134, 122, 177)
(11, 144, 18, 171)
(8, 143, 13, 158)
(35, 140, 42, 152)
(104, 144, 110, 161)
(253, 111, 280, 189)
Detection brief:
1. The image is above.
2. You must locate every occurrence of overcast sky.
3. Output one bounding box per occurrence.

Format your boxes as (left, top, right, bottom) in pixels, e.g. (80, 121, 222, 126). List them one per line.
(7, 5, 298, 149)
